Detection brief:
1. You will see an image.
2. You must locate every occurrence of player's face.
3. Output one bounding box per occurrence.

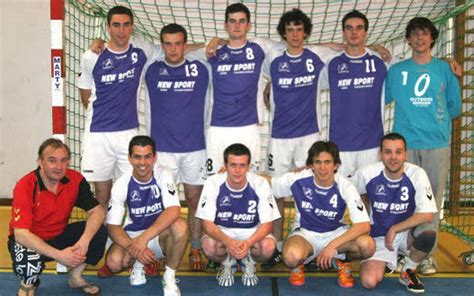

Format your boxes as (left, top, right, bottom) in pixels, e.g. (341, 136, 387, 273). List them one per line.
(129, 145, 156, 182)
(108, 14, 133, 51)
(162, 32, 187, 65)
(225, 154, 250, 189)
(408, 28, 433, 55)
(225, 12, 251, 41)
(285, 22, 306, 51)
(381, 139, 407, 178)
(311, 152, 339, 187)
(343, 17, 367, 48)
(37, 146, 69, 184)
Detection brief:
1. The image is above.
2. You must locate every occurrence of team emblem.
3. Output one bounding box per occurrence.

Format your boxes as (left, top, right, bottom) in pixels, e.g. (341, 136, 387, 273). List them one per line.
(337, 63, 349, 74)
(375, 184, 386, 195)
(102, 58, 114, 70)
(219, 195, 231, 207)
(159, 67, 169, 76)
(278, 62, 290, 72)
(303, 187, 313, 200)
(218, 53, 230, 61)
(130, 190, 141, 201)
(167, 183, 176, 195)
(355, 199, 364, 211)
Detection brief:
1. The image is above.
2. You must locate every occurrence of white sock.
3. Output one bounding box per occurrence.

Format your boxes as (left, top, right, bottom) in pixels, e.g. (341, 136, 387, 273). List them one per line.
(133, 261, 144, 269)
(164, 265, 176, 282)
(276, 241, 283, 252)
(402, 257, 419, 272)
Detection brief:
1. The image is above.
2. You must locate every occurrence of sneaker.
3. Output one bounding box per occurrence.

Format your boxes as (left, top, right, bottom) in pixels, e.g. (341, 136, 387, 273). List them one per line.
(304, 260, 320, 272)
(395, 255, 407, 273)
(97, 264, 114, 278)
(130, 263, 146, 287)
(261, 249, 282, 269)
(241, 255, 259, 286)
(207, 260, 221, 271)
(189, 248, 206, 271)
(333, 259, 354, 288)
(419, 257, 437, 275)
(399, 268, 425, 293)
(216, 258, 236, 287)
(289, 265, 305, 286)
(162, 278, 181, 296)
(144, 260, 160, 277)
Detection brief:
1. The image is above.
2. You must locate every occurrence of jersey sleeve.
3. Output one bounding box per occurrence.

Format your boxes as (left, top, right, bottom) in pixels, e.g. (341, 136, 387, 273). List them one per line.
(254, 176, 280, 223)
(195, 176, 220, 221)
(384, 66, 396, 104)
(411, 167, 437, 214)
(271, 172, 296, 198)
(11, 177, 35, 230)
(443, 61, 462, 119)
(351, 168, 369, 195)
(77, 50, 98, 90)
(74, 178, 99, 211)
(156, 170, 181, 209)
(106, 175, 129, 225)
(307, 45, 337, 64)
(251, 37, 285, 56)
(338, 176, 370, 224)
(131, 37, 163, 65)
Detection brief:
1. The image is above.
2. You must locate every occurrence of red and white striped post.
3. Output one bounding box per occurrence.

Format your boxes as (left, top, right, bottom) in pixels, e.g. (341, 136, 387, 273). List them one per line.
(50, 0, 66, 142)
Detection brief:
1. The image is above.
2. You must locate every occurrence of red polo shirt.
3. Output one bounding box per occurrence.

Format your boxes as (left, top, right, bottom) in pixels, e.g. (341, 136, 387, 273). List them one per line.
(9, 168, 99, 240)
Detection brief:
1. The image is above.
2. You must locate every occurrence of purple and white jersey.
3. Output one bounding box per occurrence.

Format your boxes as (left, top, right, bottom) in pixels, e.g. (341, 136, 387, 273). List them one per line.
(264, 46, 332, 138)
(353, 162, 436, 237)
(78, 39, 158, 132)
(107, 168, 180, 232)
(196, 172, 280, 229)
(145, 58, 209, 153)
(272, 169, 369, 233)
(207, 38, 281, 127)
(321, 49, 387, 151)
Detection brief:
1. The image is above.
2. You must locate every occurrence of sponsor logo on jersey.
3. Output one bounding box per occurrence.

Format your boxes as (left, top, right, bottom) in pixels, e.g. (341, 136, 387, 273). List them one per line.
(159, 68, 169, 76)
(219, 195, 231, 206)
(217, 211, 232, 219)
(301, 200, 314, 210)
(375, 184, 386, 195)
(278, 62, 290, 72)
(233, 213, 255, 222)
(131, 190, 141, 202)
(387, 182, 400, 189)
(303, 187, 313, 200)
(410, 97, 433, 107)
(337, 63, 349, 74)
(218, 53, 230, 61)
(373, 201, 388, 212)
(130, 202, 163, 215)
(390, 202, 409, 213)
(102, 58, 114, 70)
(314, 208, 338, 218)
(115, 54, 127, 60)
(230, 193, 243, 199)
(314, 188, 328, 196)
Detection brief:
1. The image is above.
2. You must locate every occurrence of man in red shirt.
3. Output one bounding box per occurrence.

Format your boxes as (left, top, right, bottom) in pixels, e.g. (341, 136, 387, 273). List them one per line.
(8, 138, 107, 296)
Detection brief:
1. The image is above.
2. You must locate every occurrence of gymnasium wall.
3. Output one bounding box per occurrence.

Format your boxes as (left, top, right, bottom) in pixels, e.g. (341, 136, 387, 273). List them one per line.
(0, 1, 51, 198)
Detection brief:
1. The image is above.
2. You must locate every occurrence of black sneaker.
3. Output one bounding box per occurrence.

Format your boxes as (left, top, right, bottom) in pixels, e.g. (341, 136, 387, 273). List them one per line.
(399, 268, 425, 293)
(261, 249, 282, 269)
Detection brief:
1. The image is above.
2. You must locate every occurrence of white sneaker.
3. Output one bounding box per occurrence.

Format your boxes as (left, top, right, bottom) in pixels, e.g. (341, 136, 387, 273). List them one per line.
(216, 257, 236, 287)
(162, 278, 181, 296)
(241, 255, 258, 286)
(130, 263, 146, 287)
(419, 257, 437, 275)
(395, 255, 407, 273)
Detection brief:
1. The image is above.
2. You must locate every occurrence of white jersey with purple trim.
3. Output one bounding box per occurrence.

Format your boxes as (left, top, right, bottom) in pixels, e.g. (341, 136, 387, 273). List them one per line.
(106, 168, 180, 232)
(272, 169, 369, 233)
(353, 162, 436, 237)
(144, 58, 209, 153)
(206, 37, 283, 127)
(78, 39, 160, 132)
(320, 48, 388, 152)
(262, 46, 333, 139)
(196, 172, 280, 228)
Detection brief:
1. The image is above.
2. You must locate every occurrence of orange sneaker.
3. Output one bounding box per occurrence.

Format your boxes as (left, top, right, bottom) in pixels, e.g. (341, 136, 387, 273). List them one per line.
(144, 260, 160, 277)
(333, 259, 354, 288)
(289, 265, 305, 286)
(189, 248, 206, 271)
(97, 264, 114, 278)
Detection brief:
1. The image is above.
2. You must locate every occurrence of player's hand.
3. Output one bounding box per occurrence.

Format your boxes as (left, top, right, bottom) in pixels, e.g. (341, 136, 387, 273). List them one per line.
(446, 58, 462, 78)
(225, 239, 243, 259)
(90, 38, 106, 54)
(385, 227, 397, 251)
(206, 37, 225, 58)
(71, 237, 90, 257)
(217, 166, 227, 174)
(57, 247, 86, 268)
(128, 236, 148, 259)
(292, 165, 309, 173)
(234, 240, 251, 260)
(137, 247, 156, 265)
(316, 246, 337, 270)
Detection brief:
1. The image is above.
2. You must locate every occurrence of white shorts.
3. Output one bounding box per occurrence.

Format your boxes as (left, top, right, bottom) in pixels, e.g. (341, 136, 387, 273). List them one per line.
(156, 150, 206, 185)
(127, 230, 165, 259)
(206, 125, 261, 175)
(267, 133, 323, 176)
(81, 129, 136, 181)
(361, 231, 410, 271)
(288, 226, 348, 264)
(202, 226, 276, 242)
(339, 147, 380, 178)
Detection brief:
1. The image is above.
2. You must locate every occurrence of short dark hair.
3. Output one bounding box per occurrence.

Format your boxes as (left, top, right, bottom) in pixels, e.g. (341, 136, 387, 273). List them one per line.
(37, 138, 70, 160)
(129, 135, 156, 156)
(224, 143, 251, 165)
(107, 5, 134, 26)
(277, 8, 312, 41)
(405, 17, 439, 49)
(160, 23, 187, 43)
(342, 10, 368, 31)
(225, 3, 251, 23)
(380, 132, 407, 151)
(306, 141, 341, 167)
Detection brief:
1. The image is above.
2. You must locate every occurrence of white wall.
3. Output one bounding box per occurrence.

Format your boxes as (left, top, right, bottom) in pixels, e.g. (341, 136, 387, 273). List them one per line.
(0, 0, 51, 198)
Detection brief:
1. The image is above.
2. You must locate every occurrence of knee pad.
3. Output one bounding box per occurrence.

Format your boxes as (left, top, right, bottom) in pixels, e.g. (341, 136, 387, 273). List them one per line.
(412, 223, 437, 253)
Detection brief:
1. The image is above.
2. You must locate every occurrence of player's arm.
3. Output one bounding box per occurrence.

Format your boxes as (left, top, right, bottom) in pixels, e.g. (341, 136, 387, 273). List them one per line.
(202, 219, 242, 259)
(72, 204, 105, 256)
(367, 44, 392, 62)
(443, 58, 462, 78)
(241, 221, 273, 254)
(384, 212, 433, 251)
(79, 89, 92, 109)
(361, 194, 371, 215)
